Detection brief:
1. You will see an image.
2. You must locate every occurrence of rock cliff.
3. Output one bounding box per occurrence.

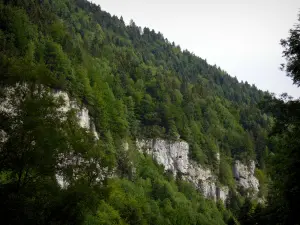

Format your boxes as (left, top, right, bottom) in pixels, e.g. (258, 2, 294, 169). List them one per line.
(0, 85, 260, 201)
(233, 160, 259, 193)
(136, 139, 260, 202)
(0, 86, 98, 140)
(136, 139, 229, 202)
(53, 91, 99, 140)
(0, 86, 100, 188)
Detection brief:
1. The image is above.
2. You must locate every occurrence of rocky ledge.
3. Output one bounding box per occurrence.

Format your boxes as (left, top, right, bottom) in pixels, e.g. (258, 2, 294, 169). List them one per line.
(136, 139, 229, 202)
(136, 139, 260, 202)
(0, 85, 260, 201)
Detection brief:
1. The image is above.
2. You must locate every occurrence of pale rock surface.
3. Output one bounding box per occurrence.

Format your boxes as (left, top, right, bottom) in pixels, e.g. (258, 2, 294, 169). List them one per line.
(0, 86, 99, 140)
(136, 139, 189, 175)
(55, 174, 68, 189)
(233, 160, 259, 193)
(51, 91, 101, 187)
(0, 84, 29, 145)
(0, 84, 29, 116)
(0, 86, 100, 188)
(0, 130, 8, 143)
(137, 139, 261, 202)
(55, 152, 109, 189)
(123, 142, 129, 151)
(1, 85, 260, 198)
(136, 139, 228, 202)
(217, 186, 230, 202)
(53, 91, 99, 139)
(215, 152, 220, 162)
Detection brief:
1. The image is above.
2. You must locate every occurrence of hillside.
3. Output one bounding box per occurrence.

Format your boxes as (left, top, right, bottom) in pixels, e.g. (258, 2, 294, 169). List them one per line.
(0, 0, 272, 224)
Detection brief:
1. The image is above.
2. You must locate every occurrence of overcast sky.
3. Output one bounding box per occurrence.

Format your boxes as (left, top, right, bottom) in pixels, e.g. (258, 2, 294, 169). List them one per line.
(91, 0, 300, 98)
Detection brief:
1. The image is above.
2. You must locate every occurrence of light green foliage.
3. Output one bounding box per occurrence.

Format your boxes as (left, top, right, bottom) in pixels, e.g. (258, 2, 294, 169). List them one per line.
(219, 156, 235, 187)
(0, 84, 110, 224)
(254, 168, 267, 197)
(96, 156, 235, 225)
(84, 200, 126, 225)
(43, 40, 73, 88)
(239, 11, 300, 225)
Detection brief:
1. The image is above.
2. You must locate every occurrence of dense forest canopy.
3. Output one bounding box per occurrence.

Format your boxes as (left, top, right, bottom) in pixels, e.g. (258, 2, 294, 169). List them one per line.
(1, 0, 293, 224)
(248, 14, 300, 225)
(0, 0, 271, 166)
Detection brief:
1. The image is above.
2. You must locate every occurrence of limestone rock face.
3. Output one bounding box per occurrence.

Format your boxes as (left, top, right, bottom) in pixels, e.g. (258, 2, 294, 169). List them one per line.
(53, 91, 99, 140)
(136, 139, 189, 175)
(136, 139, 229, 202)
(0, 86, 100, 188)
(51, 91, 101, 187)
(0, 84, 29, 117)
(217, 186, 230, 202)
(233, 160, 259, 193)
(0, 86, 99, 140)
(1, 85, 260, 199)
(0, 84, 30, 145)
(0, 130, 8, 143)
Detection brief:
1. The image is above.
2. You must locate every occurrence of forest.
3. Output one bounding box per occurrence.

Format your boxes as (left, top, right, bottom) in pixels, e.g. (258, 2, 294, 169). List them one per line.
(0, 0, 299, 224)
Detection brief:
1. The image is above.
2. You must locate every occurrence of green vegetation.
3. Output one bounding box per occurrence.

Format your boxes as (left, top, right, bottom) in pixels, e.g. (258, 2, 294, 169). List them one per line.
(0, 0, 271, 165)
(246, 14, 300, 225)
(232, 12, 300, 225)
(0, 86, 236, 224)
(0, 0, 280, 224)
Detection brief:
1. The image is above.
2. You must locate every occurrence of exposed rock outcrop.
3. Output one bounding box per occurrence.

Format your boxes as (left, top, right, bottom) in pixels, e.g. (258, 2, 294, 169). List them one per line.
(233, 160, 259, 193)
(136, 139, 261, 202)
(52, 91, 101, 187)
(53, 91, 99, 140)
(136, 139, 229, 202)
(0, 86, 99, 140)
(0, 86, 101, 188)
(0, 85, 260, 200)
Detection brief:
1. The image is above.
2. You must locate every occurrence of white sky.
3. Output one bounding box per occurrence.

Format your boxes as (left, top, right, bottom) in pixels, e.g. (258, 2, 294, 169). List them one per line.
(91, 0, 300, 98)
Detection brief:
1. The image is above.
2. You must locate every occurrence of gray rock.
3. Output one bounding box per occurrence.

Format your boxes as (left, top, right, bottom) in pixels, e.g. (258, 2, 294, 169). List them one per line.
(233, 160, 259, 193)
(0, 86, 101, 188)
(53, 91, 99, 140)
(217, 186, 230, 202)
(1, 85, 260, 200)
(136, 139, 229, 202)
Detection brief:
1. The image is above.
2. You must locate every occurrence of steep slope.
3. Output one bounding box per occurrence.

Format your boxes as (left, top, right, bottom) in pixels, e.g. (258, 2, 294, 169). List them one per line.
(0, 0, 271, 224)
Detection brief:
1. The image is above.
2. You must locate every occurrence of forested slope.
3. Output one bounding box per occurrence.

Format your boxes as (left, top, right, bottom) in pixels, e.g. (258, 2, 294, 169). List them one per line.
(0, 0, 272, 224)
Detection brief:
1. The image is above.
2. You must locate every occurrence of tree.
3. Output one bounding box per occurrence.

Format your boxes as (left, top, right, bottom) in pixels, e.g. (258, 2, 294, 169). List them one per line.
(280, 14, 300, 86)
(257, 11, 300, 225)
(43, 40, 73, 89)
(0, 0, 274, 223)
(0, 84, 106, 224)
